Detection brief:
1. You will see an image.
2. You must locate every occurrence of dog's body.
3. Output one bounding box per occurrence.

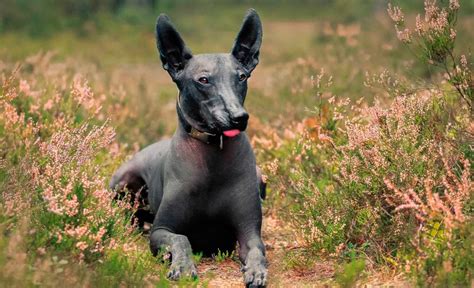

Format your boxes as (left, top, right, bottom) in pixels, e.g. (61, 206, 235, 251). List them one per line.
(110, 9, 267, 287)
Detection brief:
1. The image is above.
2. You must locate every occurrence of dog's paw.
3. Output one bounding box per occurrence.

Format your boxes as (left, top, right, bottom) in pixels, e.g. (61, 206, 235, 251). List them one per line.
(167, 260, 197, 280)
(243, 262, 267, 288)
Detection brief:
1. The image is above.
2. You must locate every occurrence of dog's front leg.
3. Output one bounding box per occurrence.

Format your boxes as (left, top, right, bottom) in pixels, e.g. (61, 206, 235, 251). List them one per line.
(239, 233, 268, 288)
(150, 229, 197, 280)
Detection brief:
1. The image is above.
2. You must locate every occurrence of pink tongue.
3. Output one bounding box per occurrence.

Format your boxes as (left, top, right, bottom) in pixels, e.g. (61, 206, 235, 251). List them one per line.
(223, 129, 240, 137)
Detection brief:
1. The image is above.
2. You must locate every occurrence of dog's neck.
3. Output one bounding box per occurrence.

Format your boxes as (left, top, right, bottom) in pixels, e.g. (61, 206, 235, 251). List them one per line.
(176, 101, 226, 149)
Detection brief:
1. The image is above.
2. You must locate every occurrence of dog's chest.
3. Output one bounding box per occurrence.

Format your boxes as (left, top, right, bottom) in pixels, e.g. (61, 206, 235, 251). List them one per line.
(184, 213, 237, 255)
(174, 142, 251, 188)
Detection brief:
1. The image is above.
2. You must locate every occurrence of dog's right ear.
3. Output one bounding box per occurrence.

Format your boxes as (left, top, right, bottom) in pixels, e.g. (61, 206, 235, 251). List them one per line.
(156, 14, 192, 79)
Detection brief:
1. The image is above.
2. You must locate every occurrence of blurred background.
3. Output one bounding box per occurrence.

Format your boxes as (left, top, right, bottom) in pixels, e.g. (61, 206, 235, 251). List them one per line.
(1, 0, 473, 145)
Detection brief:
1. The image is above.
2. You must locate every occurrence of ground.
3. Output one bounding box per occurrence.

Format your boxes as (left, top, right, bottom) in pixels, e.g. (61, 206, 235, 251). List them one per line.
(199, 213, 333, 287)
(190, 212, 410, 287)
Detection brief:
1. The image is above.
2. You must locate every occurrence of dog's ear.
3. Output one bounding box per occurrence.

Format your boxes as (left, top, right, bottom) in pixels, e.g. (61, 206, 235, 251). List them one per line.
(231, 9, 263, 73)
(156, 14, 192, 79)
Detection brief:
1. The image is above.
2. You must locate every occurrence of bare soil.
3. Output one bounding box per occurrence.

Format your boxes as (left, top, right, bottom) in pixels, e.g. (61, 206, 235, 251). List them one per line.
(198, 213, 336, 288)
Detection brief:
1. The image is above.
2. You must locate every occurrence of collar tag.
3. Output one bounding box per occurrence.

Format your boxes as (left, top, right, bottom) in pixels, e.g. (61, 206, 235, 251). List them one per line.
(189, 127, 213, 144)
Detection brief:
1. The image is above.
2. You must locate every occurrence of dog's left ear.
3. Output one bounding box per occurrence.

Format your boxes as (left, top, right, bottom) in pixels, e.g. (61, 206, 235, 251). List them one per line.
(231, 9, 263, 73)
(156, 14, 193, 79)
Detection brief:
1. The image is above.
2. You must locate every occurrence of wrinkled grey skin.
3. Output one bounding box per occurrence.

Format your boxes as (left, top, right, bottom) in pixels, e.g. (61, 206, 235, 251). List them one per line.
(110, 9, 267, 287)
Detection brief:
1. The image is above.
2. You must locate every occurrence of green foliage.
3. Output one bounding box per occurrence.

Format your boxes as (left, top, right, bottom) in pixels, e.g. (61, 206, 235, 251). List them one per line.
(193, 252, 203, 264)
(94, 249, 162, 287)
(335, 259, 366, 288)
(283, 249, 317, 271)
(407, 219, 474, 287)
(212, 249, 236, 263)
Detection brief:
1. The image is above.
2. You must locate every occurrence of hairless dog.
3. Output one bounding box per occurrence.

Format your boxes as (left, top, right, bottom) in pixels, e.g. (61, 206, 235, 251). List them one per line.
(110, 9, 267, 287)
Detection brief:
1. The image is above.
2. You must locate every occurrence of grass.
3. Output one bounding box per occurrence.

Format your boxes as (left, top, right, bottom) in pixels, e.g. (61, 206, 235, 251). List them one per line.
(335, 259, 366, 288)
(212, 249, 236, 264)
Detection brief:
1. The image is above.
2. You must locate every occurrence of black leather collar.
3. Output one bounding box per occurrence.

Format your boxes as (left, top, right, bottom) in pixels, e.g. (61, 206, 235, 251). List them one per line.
(177, 93, 224, 149)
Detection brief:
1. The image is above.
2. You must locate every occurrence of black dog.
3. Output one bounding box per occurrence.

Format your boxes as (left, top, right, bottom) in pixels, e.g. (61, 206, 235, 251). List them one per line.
(110, 9, 267, 287)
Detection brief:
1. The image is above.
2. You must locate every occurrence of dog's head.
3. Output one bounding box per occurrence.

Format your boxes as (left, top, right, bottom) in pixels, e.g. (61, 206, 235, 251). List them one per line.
(156, 9, 262, 135)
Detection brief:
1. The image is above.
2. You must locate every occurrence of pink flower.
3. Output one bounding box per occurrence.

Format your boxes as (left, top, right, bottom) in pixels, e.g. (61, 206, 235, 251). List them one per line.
(76, 241, 88, 251)
(396, 28, 411, 43)
(3, 103, 20, 126)
(387, 4, 405, 23)
(449, 0, 460, 10)
(43, 99, 54, 110)
(19, 80, 31, 96)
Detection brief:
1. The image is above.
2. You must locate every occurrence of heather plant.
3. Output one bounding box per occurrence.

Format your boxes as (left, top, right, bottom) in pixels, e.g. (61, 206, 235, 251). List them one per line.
(388, 0, 473, 111)
(265, 61, 472, 287)
(260, 1, 473, 285)
(336, 89, 472, 284)
(0, 56, 168, 286)
(254, 70, 348, 251)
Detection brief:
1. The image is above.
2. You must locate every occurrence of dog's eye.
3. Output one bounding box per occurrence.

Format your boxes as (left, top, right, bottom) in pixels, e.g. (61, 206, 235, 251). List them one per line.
(239, 74, 247, 81)
(198, 77, 209, 84)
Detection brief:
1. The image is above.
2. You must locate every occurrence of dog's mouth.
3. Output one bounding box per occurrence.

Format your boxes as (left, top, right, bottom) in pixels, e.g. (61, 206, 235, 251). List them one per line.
(208, 125, 245, 137)
(223, 129, 241, 137)
(215, 121, 248, 136)
(192, 122, 245, 137)
(204, 118, 248, 136)
(179, 104, 247, 136)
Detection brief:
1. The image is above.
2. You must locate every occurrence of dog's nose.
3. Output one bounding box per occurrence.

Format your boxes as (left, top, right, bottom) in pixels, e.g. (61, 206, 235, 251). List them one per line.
(231, 110, 249, 129)
(233, 111, 249, 122)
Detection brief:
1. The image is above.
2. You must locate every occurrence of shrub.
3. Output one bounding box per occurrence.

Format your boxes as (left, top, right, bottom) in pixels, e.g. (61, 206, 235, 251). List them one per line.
(0, 54, 164, 286)
(388, 0, 472, 110)
(260, 0, 473, 285)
